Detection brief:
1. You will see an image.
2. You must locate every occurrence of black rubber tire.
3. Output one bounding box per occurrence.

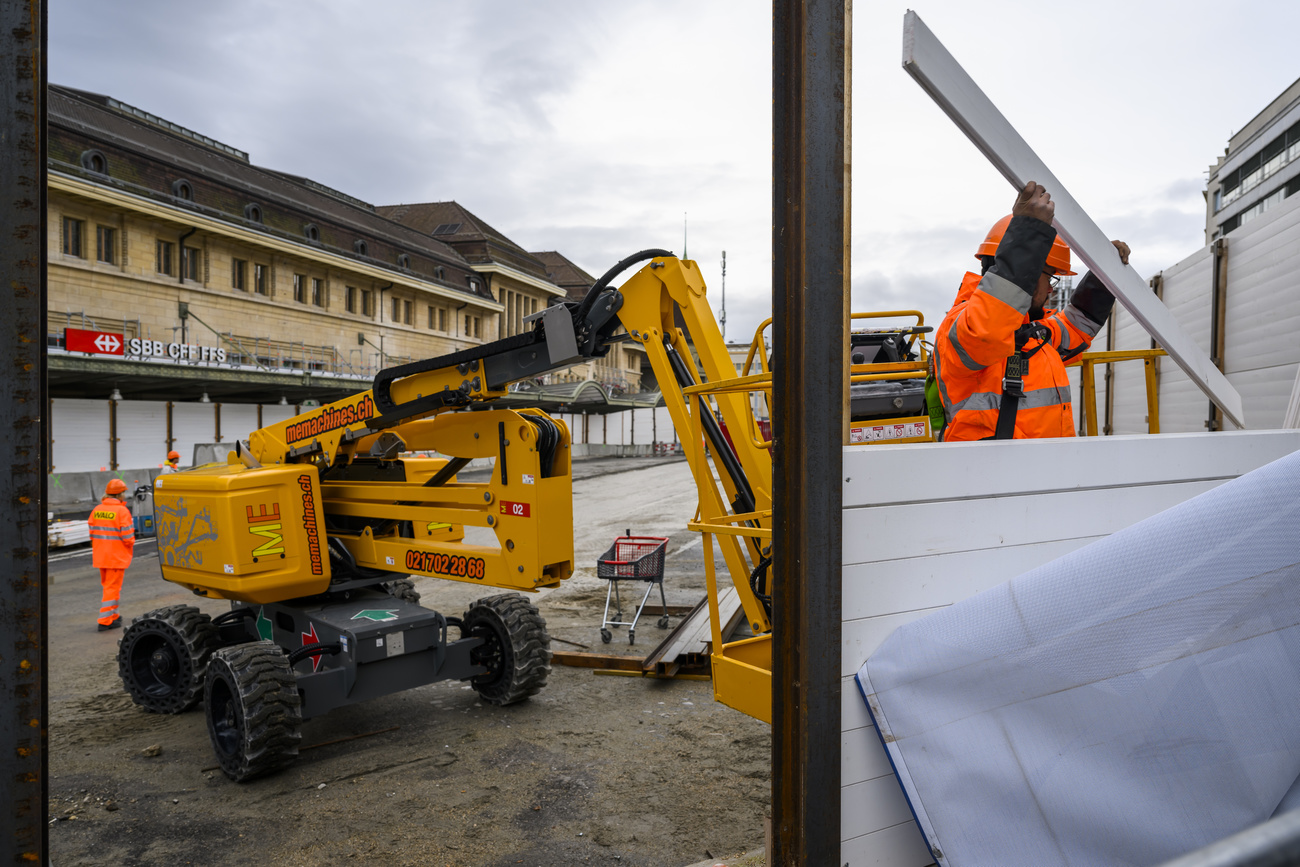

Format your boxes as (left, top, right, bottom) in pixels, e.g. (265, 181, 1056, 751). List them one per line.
(117, 605, 220, 714)
(204, 641, 302, 782)
(657, 615, 671, 629)
(384, 577, 420, 604)
(600, 628, 612, 644)
(463, 593, 551, 706)
(629, 629, 636, 646)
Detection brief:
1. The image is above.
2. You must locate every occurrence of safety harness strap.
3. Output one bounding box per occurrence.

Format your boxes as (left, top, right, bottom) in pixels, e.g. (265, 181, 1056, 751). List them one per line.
(986, 323, 1050, 441)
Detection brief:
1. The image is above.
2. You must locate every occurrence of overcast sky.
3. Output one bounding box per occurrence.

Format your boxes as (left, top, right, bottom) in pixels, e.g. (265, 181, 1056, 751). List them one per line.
(50, 1, 1300, 344)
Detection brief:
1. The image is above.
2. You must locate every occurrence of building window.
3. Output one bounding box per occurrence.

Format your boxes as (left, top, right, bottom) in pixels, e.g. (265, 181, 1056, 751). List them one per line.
(404, 300, 413, 325)
(435, 266, 445, 280)
(427, 306, 434, 328)
(354, 239, 368, 256)
(467, 277, 479, 292)
(397, 253, 410, 269)
(361, 289, 372, 316)
(79, 149, 107, 174)
(157, 240, 174, 276)
(172, 179, 193, 200)
(182, 246, 200, 281)
(304, 223, 319, 242)
(63, 217, 84, 257)
(293, 274, 306, 303)
(231, 258, 246, 290)
(474, 316, 481, 338)
(345, 285, 356, 313)
(244, 203, 263, 223)
(392, 297, 401, 322)
(311, 278, 324, 307)
(95, 225, 115, 264)
(254, 263, 268, 295)
(438, 308, 446, 331)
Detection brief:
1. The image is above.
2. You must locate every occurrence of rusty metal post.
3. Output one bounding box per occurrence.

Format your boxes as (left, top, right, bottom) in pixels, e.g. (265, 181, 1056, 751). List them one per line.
(0, 0, 48, 862)
(771, 0, 849, 863)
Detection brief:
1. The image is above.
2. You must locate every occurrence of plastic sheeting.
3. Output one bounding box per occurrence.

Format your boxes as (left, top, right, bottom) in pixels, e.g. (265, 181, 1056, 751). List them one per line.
(857, 448, 1300, 867)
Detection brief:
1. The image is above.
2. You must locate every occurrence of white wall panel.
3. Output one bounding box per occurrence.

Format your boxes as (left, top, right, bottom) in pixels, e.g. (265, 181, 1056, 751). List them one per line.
(171, 403, 215, 466)
(115, 401, 168, 470)
(260, 404, 296, 427)
(838, 430, 1300, 859)
(220, 404, 259, 444)
(52, 399, 109, 473)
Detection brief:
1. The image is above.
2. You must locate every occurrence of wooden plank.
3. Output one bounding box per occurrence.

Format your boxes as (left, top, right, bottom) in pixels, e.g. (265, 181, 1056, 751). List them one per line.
(901, 10, 1244, 428)
(550, 651, 644, 671)
(840, 821, 935, 867)
(843, 481, 1221, 566)
(841, 429, 1300, 508)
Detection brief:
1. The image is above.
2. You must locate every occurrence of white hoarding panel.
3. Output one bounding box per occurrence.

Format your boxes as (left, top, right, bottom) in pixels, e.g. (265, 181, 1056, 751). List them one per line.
(115, 401, 168, 471)
(52, 399, 109, 473)
(221, 404, 259, 445)
(171, 403, 215, 466)
(901, 10, 1244, 428)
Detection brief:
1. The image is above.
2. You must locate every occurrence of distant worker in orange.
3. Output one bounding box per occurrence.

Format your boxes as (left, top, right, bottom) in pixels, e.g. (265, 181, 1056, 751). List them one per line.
(90, 479, 135, 631)
(933, 181, 1129, 441)
(161, 450, 181, 473)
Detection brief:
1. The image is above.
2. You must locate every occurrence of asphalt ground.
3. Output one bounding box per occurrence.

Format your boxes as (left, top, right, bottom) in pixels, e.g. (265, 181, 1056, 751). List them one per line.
(45, 454, 771, 866)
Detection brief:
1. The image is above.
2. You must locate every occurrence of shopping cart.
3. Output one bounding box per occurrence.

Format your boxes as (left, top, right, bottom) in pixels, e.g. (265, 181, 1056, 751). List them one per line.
(597, 530, 669, 645)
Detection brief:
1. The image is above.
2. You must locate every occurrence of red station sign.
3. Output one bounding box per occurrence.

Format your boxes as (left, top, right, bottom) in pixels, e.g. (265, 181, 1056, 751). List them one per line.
(64, 327, 125, 356)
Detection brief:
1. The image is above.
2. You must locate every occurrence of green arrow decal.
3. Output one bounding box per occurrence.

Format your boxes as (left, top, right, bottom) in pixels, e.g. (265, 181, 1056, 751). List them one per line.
(256, 607, 274, 641)
(351, 609, 399, 623)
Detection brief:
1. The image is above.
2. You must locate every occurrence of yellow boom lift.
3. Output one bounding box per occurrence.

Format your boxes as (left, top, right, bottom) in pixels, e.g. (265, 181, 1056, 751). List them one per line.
(117, 249, 929, 778)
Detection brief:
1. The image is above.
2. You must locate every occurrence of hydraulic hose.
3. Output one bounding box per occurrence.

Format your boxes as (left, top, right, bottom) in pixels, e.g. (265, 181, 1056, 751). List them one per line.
(576, 248, 674, 321)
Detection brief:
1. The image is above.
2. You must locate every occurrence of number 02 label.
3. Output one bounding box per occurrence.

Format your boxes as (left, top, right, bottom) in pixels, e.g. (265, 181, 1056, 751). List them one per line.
(499, 501, 530, 517)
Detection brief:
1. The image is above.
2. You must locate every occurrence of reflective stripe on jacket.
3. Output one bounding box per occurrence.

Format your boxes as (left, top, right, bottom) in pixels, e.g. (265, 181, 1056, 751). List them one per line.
(90, 496, 135, 569)
(934, 219, 1106, 441)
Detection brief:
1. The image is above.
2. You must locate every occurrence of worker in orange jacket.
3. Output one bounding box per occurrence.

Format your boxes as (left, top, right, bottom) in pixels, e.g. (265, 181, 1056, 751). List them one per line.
(90, 478, 135, 631)
(933, 181, 1129, 441)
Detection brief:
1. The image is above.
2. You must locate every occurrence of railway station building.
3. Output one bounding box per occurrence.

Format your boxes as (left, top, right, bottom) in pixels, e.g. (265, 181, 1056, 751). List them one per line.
(46, 85, 649, 478)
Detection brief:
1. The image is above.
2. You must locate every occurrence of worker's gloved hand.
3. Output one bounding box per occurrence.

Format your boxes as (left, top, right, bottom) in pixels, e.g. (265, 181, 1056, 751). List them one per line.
(1011, 180, 1055, 225)
(1111, 239, 1131, 265)
(1070, 272, 1115, 326)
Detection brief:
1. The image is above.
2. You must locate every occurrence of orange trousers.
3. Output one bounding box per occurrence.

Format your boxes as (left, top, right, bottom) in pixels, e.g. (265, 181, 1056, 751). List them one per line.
(98, 568, 124, 626)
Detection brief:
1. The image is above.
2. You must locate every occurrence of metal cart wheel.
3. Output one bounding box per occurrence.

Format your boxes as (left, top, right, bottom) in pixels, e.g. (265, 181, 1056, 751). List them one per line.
(657, 615, 671, 629)
(628, 629, 636, 646)
(118, 605, 220, 714)
(204, 641, 302, 782)
(600, 628, 612, 644)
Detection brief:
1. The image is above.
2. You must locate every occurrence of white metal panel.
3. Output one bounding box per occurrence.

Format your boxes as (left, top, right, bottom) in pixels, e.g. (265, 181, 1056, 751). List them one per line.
(51, 399, 109, 473)
(171, 403, 215, 466)
(843, 723, 894, 786)
(841, 821, 935, 867)
(114, 401, 168, 470)
(841, 430, 1300, 508)
(842, 776, 916, 836)
(260, 404, 296, 426)
(844, 482, 1217, 568)
(220, 404, 259, 445)
(1227, 364, 1300, 430)
(843, 675, 872, 732)
(901, 10, 1244, 428)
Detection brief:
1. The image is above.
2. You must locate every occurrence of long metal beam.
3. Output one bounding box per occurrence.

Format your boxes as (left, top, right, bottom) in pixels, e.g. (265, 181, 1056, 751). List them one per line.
(771, 0, 848, 862)
(901, 10, 1245, 430)
(0, 0, 48, 862)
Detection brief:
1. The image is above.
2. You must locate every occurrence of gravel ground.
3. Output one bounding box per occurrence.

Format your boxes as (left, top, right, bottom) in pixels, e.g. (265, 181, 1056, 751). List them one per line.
(46, 456, 770, 866)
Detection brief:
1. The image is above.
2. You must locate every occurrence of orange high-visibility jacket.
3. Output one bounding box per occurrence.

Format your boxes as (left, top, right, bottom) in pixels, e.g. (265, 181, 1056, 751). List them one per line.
(89, 496, 135, 569)
(934, 217, 1110, 441)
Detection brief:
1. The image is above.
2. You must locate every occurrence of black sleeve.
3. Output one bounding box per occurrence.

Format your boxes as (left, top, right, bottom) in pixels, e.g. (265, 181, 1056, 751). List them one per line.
(1070, 271, 1115, 325)
(989, 215, 1057, 297)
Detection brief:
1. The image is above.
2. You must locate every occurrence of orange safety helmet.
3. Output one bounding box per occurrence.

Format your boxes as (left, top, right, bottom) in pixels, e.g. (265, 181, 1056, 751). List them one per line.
(105, 478, 128, 496)
(975, 214, 1076, 276)
(167, 450, 180, 462)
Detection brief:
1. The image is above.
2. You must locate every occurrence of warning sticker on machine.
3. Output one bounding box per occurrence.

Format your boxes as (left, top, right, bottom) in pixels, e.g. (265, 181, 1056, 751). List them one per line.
(522, 474, 535, 485)
(849, 420, 929, 443)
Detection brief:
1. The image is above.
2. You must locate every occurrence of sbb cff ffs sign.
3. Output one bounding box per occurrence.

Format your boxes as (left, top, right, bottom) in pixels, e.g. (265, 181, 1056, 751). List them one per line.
(64, 327, 124, 356)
